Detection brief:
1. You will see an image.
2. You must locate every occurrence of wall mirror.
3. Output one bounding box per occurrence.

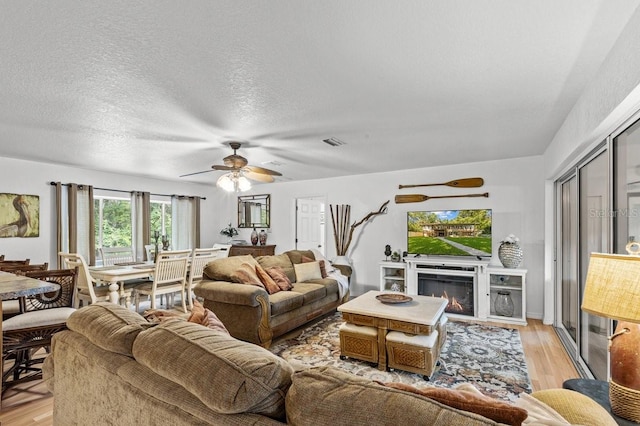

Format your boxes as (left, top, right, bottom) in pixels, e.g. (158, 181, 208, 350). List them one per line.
(238, 194, 270, 228)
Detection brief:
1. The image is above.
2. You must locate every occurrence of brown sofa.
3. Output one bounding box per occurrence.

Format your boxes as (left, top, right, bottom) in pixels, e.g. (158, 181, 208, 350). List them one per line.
(44, 303, 617, 426)
(194, 250, 351, 347)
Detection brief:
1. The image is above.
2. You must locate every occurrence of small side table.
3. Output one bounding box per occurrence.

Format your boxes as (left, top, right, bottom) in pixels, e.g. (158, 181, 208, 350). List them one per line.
(563, 379, 639, 425)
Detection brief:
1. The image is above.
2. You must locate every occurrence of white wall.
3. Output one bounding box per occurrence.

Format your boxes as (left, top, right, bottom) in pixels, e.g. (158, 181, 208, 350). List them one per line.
(0, 156, 218, 266)
(211, 155, 546, 320)
(542, 6, 640, 324)
(0, 153, 544, 318)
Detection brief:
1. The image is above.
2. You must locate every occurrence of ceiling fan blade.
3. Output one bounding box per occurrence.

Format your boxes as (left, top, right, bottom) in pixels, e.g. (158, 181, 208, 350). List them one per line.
(244, 165, 282, 176)
(244, 171, 275, 183)
(179, 170, 215, 178)
(212, 165, 237, 171)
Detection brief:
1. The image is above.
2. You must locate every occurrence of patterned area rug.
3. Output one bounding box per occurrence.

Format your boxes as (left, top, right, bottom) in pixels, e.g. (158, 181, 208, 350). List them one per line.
(269, 312, 532, 401)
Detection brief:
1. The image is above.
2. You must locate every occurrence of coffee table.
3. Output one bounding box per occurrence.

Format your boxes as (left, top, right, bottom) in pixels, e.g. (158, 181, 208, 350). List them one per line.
(338, 290, 448, 374)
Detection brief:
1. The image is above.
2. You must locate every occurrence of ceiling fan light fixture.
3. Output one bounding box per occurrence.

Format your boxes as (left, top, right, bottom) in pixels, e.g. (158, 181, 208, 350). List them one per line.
(217, 171, 252, 193)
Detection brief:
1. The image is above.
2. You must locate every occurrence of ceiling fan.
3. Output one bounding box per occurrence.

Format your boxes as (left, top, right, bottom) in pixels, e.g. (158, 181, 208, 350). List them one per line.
(180, 142, 282, 191)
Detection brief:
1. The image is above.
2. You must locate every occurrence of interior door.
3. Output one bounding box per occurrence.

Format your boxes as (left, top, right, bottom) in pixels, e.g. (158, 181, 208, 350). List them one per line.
(296, 197, 325, 255)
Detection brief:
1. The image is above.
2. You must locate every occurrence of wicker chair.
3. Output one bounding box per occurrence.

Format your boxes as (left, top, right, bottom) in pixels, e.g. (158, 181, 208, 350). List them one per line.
(2, 268, 77, 394)
(1, 263, 49, 319)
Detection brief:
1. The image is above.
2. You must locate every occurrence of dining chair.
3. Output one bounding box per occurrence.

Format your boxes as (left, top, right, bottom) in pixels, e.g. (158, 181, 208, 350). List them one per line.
(59, 252, 109, 308)
(0, 259, 30, 268)
(212, 243, 232, 258)
(144, 244, 155, 262)
(1, 263, 50, 319)
(134, 249, 190, 313)
(2, 268, 77, 395)
(99, 246, 135, 266)
(186, 248, 220, 311)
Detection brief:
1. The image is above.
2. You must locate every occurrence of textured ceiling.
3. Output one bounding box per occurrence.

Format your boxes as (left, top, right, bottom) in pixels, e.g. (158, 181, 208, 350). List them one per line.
(1, 1, 639, 185)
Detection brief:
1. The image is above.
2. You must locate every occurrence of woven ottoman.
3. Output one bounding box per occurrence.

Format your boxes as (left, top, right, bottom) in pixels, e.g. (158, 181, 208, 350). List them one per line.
(386, 330, 440, 379)
(339, 322, 379, 364)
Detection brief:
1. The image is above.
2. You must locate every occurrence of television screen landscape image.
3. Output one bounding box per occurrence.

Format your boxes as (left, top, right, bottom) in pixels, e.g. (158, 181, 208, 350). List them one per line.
(407, 209, 492, 257)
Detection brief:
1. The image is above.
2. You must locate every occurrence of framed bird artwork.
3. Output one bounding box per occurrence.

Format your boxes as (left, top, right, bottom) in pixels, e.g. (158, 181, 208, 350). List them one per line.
(0, 193, 39, 238)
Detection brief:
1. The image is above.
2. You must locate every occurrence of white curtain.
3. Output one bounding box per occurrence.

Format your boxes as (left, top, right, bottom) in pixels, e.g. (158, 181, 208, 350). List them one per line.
(171, 196, 200, 250)
(131, 191, 150, 261)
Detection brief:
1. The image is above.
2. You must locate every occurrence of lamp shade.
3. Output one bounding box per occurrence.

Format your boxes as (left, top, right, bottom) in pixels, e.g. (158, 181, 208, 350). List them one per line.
(581, 253, 640, 323)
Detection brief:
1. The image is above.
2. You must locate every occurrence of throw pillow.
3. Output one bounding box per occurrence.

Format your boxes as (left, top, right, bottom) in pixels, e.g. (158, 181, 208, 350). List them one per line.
(265, 266, 293, 291)
(187, 300, 229, 334)
(255, 263, 281, 295)
(293, 261, 322, 282)
(302, 255, 327, 278)
(231, 263, 265, 288)
(379, 382, 528, 426)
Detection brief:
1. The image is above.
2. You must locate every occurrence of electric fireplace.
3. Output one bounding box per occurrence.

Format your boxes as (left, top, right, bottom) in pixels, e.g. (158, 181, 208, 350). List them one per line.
(417, 266, 476, 317)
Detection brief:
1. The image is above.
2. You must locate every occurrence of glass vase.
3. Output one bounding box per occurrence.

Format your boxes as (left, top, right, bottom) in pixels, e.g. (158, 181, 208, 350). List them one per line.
(495, 291, 515, 317)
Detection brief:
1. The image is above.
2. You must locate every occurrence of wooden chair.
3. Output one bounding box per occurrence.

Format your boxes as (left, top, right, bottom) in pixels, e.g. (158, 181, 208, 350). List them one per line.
(144, 244, 155, 262)
(59, 252, 109, 308)
(186, 248, 220, 310)
(134, 250, 190, 313)
(0, 263, 48, 275)
(212, 243, 232, 258)
(99, 247, 135, 266)
(0, 259, 30, 268)
(2, 269, 77, 395)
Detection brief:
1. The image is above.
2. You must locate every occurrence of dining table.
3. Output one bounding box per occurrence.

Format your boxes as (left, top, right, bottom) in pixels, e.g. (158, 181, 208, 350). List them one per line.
(0, 271, 60, 408)
(89, 262, 156, 305)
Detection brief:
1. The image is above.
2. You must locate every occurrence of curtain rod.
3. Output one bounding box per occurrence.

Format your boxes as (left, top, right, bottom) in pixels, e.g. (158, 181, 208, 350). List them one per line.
(49, 182, 206, 200)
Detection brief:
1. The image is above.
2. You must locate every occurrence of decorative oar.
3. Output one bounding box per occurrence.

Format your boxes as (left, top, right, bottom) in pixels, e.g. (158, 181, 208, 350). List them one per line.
(398, 177, 484, 190)
(394, 192, 489, 204)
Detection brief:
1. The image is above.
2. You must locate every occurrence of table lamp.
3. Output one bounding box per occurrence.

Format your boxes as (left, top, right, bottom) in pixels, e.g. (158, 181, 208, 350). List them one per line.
(581, 252, 640, 422)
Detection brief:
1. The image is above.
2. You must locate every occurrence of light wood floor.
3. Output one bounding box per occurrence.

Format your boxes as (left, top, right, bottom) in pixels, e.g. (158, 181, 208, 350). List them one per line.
(0, 318, 580, 425)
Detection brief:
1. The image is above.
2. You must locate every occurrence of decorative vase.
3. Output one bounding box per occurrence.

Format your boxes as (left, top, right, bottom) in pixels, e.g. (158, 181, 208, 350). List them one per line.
(259, 229, 267, 245)
(251, 228, 259, 246)
(495, 291, 515, 317)
(498, 242, 523, 268)
(390, 282, 403, 292)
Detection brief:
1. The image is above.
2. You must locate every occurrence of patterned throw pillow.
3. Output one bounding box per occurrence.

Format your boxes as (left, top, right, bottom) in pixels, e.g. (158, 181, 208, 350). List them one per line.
(187, 300, 229, 334)
(231, 263, 265, 288)
(255, 264, 281, 295)
(265, 266, 293, 291)
(302, 255, 327, 278)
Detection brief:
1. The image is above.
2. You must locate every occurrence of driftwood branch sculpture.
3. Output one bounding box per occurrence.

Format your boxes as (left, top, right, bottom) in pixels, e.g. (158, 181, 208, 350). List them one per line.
(330, 200, 389, 256)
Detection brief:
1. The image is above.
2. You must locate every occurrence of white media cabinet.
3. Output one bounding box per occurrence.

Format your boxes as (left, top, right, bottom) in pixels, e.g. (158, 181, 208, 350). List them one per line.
(379, 257, 527, 325)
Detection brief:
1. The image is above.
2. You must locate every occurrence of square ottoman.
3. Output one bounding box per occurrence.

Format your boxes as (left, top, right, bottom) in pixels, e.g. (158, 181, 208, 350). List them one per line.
(386, 330, 440, 379)
(339, 322, 379, 364)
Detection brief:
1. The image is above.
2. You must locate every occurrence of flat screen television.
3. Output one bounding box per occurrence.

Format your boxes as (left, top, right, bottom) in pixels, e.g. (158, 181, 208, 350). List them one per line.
(407, 209, 492, 258)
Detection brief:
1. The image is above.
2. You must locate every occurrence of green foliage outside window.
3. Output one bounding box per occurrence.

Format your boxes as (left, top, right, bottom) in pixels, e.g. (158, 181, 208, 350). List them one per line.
(94, 197, 172, 249)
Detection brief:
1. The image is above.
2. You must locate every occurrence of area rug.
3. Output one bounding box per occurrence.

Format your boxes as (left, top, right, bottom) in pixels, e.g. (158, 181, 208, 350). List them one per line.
(269, 312, 532, 401)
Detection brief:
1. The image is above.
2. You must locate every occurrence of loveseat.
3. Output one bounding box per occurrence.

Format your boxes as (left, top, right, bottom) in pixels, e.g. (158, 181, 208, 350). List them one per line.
(44, 302, 617, 426)
(194, 250, 351, 347)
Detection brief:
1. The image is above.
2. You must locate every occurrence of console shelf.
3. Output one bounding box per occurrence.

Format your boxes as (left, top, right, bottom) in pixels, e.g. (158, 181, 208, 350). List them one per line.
(379, 261, 406, 293)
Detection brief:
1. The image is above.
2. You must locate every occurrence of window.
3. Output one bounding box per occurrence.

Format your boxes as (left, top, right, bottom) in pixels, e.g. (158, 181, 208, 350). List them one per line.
(94, 196, 132, 248)
(151, 199, 172, 243)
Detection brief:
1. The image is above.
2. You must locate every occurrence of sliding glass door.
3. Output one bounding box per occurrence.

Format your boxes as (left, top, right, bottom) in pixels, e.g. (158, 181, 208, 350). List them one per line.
(556, 146, 609, 380)
(578, 151, 609, 380)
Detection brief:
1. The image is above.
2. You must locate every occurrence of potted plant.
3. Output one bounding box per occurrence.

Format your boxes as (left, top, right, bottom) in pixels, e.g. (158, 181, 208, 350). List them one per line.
(220, 223, 238, 243)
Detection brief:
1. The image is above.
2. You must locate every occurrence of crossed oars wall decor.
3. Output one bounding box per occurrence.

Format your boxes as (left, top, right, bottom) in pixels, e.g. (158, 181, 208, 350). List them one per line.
(395, 177, 488, 204)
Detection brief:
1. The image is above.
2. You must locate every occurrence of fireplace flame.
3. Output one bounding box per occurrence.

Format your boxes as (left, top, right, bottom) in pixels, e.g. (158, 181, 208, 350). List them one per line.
(432, 290, 465, 312)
